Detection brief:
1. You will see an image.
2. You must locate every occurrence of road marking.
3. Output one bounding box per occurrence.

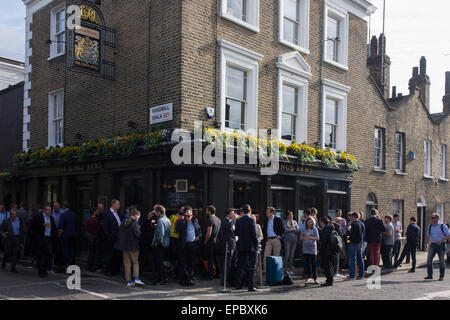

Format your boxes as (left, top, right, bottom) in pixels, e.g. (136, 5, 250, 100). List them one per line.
(0, 280, 66, 290)
(414, 290, 450, 300)
(55, 282, 110, 299)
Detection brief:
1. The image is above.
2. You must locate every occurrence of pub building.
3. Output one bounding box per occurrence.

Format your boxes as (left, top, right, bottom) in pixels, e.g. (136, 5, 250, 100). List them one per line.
(16, 139, 353, 256)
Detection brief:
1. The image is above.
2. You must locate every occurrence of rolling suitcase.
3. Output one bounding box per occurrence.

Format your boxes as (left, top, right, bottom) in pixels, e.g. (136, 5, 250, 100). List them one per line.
(266, 256, 284, 285)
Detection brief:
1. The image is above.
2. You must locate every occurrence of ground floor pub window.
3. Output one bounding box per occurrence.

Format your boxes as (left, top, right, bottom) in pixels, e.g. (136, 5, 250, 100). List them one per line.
(161, 176, 203, 214)
(327, 190, 347, 219)
(233, 180, 262, 217)
(271, 186, 294, 220)
(45, 184, 58, 205)
(298, 182, 320, 224)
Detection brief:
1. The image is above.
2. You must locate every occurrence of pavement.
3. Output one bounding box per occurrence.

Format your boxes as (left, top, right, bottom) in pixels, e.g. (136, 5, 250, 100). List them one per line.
(0, 250, 449, 300)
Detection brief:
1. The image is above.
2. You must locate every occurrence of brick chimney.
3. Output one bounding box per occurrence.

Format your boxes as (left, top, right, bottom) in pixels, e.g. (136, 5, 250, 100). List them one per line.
(443, 71, 450, 114)
(408, 56, 431, 110)
(367, 34, 391, 99)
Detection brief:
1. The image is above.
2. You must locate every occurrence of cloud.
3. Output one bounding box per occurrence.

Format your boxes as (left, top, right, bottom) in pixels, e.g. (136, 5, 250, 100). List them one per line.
(0, 0, 26, 61)
(0, 23, 25, 61)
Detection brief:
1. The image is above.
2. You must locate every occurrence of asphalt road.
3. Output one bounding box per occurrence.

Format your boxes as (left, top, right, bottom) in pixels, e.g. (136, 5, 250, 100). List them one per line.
(0, 264, 449, 300)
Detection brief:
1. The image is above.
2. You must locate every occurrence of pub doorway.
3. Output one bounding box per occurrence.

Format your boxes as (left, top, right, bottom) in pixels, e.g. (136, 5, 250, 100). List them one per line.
(271, 186, 294, 220)
(75, 180, 94, 258)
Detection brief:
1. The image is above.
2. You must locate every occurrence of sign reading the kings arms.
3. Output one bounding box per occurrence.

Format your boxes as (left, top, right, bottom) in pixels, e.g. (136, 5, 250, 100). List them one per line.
(56, 162, 103, 173)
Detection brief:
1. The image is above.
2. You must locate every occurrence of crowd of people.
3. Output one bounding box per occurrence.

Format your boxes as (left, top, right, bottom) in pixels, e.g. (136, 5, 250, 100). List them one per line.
(0, 201, 449, 291)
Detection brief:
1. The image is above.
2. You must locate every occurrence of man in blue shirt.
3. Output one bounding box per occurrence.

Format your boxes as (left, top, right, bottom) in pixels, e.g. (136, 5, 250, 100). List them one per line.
(175, 206, 202, 286)
(262, 207, 285, 272)
(1, 208, 24, 272)
(51, 202, 66, 271)
(425, 213, 450, 281)
(52, 202, 64, 229)
(152, 204, 171, 285)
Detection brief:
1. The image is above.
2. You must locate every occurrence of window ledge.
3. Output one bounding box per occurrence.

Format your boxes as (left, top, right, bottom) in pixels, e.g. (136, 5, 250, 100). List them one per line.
(439, 177, 449, 182)
(48, 52, 65, 61)
(323, 58, 348, 71)
(423, 175, 434, 180)
(373, 167, 387, 173)
(220, 13, 260, 33)
(395, 170, 407, 176)
(279, 39, 310, 55)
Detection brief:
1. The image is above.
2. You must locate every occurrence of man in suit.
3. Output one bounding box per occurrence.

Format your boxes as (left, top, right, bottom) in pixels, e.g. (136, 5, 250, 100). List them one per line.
(58, 202, 77, 268)
(216, 208, 237, 286)
(31, 205, 58, 278)
(175, 206, 202, 286)
(263, 206, 285, 272)
(102, 199, 122, 275)
(1, 208, 25, 272)
(235, 204, 259, 292)
(364, 208, 386, 267)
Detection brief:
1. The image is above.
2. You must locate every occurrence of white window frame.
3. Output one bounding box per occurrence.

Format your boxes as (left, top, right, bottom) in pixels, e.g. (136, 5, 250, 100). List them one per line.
(49, 3, 66, 59)
(279, 0, 309, 54)
(219, 40, 263, 133)
(395, 133, 405, 172)
(323, 2, 348, 70)
(436, 203, 445, 224)
(221, 0, 260, 33)
(424, 140, 432, 178)
(440, 144, 447, 180)
(392, 200, 403, 219)
(48, 89, 64, 147)
(321, 79, 350, 152)
(276, 51, 311, 145)
(374, 128, 383, 169)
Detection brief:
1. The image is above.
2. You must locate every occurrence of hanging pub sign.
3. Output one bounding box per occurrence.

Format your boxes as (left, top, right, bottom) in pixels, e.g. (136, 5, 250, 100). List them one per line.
(80, 4, 100, 24)
(74, 26, 100, 72)
(67, 2, 116, 79)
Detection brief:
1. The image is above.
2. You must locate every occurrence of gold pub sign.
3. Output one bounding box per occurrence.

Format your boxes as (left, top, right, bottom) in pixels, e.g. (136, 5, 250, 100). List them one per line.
(255, 162, 313, 174)
(56, 162, 103, 173)
(80, 4, 99, 24)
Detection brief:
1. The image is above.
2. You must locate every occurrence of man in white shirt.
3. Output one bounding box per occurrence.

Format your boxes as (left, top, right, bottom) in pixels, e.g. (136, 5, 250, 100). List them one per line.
(103, 199, 122, 275)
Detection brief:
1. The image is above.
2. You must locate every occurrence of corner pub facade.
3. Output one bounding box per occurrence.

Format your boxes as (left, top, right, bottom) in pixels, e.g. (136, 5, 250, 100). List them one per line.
(10, 0, 449, 254)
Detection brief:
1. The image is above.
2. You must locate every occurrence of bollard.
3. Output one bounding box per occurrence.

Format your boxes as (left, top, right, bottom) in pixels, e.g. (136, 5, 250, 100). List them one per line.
(256, 244, 267, 289)
(220, 242, 232, 293)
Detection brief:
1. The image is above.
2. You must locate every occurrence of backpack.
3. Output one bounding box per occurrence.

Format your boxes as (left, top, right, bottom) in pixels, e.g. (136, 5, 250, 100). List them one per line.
(329, 229, 343, 254)
(428, 224, 450, 244)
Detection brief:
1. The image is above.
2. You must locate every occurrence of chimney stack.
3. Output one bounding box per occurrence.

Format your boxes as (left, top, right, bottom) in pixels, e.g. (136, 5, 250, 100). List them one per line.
(408, 56, 431, 110)
(392, 86, 397, 99)
(367, 34, 391, 99)
(443, 71, 450, 114)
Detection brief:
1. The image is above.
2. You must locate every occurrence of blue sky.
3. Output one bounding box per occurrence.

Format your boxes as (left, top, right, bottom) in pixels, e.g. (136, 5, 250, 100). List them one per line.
(0, 0, 448, 113)
(0, 0, 25, 62)
(370, 0, 450, 114)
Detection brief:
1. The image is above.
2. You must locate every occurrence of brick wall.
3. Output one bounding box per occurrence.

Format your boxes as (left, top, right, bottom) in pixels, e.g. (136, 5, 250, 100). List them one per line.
(26, 0, 449, 226)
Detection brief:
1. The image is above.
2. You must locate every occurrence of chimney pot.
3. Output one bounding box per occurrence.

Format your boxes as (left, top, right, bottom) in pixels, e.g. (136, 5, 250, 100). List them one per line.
(378, 33, 386, 55)
(370, 36, 378, 57)
(392, 86, 397, 98)
(420, 56, 427, 75)
(445, 71, 450, 95)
